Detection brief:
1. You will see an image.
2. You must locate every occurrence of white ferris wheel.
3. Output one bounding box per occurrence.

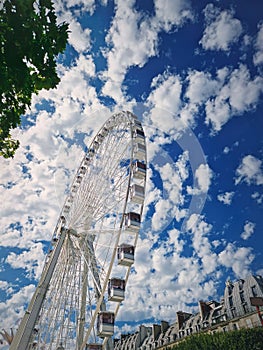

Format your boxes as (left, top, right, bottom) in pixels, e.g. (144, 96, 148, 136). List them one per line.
(10, 111, 147, 350)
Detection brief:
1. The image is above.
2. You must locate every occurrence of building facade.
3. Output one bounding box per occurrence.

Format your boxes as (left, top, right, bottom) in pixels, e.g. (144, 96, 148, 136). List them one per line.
(114, 274, 263, 350)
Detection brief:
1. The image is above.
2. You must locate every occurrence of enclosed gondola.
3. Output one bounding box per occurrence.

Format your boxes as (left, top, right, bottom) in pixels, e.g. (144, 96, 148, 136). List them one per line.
(132, 161, 146, 179)
(124, 212, 141, 232)
(117, 244, 135, 266)
(134, 142, 146, 159)
(133, 128, 145, 142)
(97, 312, 115, 338)
(108, 278, 125, 302)
(130, 184, 145, 204)
(85, 343, 102, 350)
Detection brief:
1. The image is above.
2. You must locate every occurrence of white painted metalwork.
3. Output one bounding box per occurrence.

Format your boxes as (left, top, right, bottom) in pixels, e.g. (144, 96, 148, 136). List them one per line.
(10, 111, 147, 350)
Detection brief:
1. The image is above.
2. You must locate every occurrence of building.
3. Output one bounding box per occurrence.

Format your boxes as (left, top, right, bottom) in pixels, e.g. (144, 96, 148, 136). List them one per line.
(114, 274, 263, 350)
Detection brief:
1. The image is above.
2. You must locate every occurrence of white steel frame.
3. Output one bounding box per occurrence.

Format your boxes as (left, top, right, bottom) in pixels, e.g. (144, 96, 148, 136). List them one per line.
(10, 111, 147, 350)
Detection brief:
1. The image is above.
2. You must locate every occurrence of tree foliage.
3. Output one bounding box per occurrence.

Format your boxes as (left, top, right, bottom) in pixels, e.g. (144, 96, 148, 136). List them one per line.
(0, 0, 69, 158)
(171, 327, 263, 350)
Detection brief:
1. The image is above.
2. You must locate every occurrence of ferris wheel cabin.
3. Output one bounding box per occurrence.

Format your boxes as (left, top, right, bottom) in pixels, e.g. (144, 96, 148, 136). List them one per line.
(133, 128, 145, 142)
(134, 142, 146, 159)
(124, 212, 141, 232)
(108, 278, 125, 302)
(132, 161, 146, 179)
(117, 243, 135, 266)
(97, 311, 115, 338)
(85, 343, 102, 350)
(130, 183, 145, 204)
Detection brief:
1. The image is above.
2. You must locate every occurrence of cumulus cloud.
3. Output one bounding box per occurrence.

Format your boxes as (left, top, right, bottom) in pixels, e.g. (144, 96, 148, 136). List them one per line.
(154, 0, 193, 32)
(101, 0, 193, 102)
(187, 163, 213, 195)
(251, 191, 263, 204)
(186, 214, 218, 274)
(0, 284, 35, 330)
(241, 221, 255, 240)
(68, 21, 92, 53)
(205, 64, 263, 132)
(200, 4, 243, 51)
(185, 70, 219, 105)
(235, 155, 263, 185)
(5, 243, 46, 280)
(151, 151, 189, 231)
(218, 243, 254, 277)
(103, 0, 158, 84)
(253, 22, 263, 66)
(146, 74, 182, 132)
(217, 191, 234, 205)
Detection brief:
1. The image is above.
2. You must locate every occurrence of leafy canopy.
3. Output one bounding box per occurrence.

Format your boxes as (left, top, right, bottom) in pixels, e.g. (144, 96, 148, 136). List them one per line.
(0, 0, 69, 158)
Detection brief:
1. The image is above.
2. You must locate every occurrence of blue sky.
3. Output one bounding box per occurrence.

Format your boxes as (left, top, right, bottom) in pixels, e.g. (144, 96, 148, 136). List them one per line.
(1, 0, 263, 345)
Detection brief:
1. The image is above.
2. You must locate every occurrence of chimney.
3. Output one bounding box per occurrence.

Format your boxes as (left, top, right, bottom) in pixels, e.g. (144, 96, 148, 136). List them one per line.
(152, 324, 161, 340)
(199, 301, 211, 321)
(161, 321, 169, 334)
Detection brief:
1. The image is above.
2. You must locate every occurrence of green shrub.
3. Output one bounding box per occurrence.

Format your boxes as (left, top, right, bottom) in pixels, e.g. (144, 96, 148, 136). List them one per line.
(170, 327, 263, 350)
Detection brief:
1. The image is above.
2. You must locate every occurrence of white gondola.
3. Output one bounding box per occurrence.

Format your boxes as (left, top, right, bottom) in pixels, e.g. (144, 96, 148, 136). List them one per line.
(133, 128, 145, 142)
(64, 205, 70, 213)
(133, 119, 142, 129)
(101, 127, 108, 136)
(83, 155, 91, 166)
(89, 148, 95, 156)
(93, 141, 100, 151)
(79, 166, 86, 175)
(117, 244, 135, 266)
(67, 195, 73, 204)
(72, 184, 78, 193)
(132, 161, 146, 179)
(108, 278, 125, 302)
(124, 212, 141, 232)
(97, 133, 104, 142)
(134, 143, 146, 159)
(76, 175, 82, 183)
(97, 312, 114, 338)
(85, 344, 102, 350)
(130, 184, 145, 204)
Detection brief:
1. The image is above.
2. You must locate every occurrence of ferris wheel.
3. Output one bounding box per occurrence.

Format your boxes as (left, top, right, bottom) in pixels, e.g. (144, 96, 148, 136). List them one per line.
(10, 111, 147, 350)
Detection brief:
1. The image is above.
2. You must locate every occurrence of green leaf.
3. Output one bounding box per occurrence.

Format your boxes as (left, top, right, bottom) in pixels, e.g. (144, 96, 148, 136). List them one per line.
(0, 0, 69, 158)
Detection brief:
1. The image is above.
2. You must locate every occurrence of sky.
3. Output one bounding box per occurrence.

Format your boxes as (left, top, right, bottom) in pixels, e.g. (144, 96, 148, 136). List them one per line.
(1, 0, 263, 345)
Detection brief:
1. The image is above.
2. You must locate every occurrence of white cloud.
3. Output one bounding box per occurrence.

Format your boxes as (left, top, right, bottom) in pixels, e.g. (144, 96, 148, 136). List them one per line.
(251, 191, 263, 204)
(218, 243, 254, 277)
(227, 64, 263, 112)
(0, 284, 35, 330)
(54, 0, 96, 23)
(205, 64, 263, 132)
(5, 243, 46, 280)
(235, 155, 263, 186)
(200, 4, 243, 51)
(151, 151, 190, 231)
(64, 0, 96, 15)
(101, 0, 193, 102)
(146, 74, 183, 133)
(253, 22, 263, 66)
(241, 221, 255, 240)
(103, 0, 158, 83)
(68, 21, 92, 53)
(154, 0, 193, 32)
(187, 163, 213, 195)
(185, 70, 219, 104)
(187, 214, 218, 274)
(217, 191, 234, 205)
